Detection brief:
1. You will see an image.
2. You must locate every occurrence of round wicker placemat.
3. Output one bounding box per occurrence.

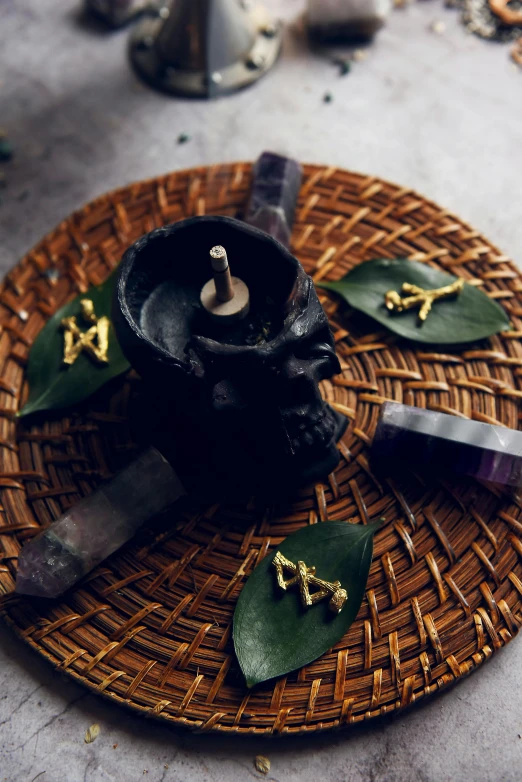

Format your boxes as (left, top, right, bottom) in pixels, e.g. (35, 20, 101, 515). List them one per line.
(0, 163, 521, 735)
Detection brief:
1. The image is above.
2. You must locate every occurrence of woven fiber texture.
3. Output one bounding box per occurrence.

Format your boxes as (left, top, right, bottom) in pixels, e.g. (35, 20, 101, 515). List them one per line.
(0, 163, 521, 735)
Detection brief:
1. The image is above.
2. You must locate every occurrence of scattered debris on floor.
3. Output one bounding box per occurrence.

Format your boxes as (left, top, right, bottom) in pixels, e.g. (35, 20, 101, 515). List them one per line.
(84, 723, 100, 744)
(511, 36, 522, 65)
(430, 19, 447, 33)
(328, 49, 368, 81)
(254, 755, 271, 775)
(323, 91, 334, 103)
(0, 129, 13, 163)
(333, 56, 352, 75)
(177, 133, 191, 144)
(353, 48, 368, 61)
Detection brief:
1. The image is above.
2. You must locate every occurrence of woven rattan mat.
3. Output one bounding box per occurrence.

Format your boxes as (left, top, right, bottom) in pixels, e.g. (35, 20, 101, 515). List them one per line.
(0, 163, 521, 735)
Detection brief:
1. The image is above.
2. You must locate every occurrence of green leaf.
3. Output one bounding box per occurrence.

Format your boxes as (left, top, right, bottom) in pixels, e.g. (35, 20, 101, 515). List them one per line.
(18, 271, 130, 418)
(233, 520, 381, 688)
(318, 259, 511, 345)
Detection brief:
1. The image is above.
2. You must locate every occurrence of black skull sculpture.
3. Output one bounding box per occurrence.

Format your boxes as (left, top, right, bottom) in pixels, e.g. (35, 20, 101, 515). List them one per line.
(113, 216, 347, 498)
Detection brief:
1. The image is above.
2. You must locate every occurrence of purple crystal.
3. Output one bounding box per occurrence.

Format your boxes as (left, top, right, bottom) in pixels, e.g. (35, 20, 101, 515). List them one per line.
(244, 152, 303, 248)
(16, 448, 186, 598)
(371, 402, 522, 487)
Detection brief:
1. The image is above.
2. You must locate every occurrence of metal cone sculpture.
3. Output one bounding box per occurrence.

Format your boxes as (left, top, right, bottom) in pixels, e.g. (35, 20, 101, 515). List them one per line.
(129, 0, 283, 97)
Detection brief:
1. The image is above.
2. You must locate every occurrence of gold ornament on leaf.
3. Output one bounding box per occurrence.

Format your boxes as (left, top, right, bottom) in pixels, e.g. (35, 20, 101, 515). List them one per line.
(272, 551, 348, 614)
(61, 299, 110, 366)
(384, 278, 464, 324)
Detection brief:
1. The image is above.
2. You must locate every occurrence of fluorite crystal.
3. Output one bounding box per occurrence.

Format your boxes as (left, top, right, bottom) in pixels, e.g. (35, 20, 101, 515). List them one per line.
(16, 448, 186, 598)
(244, 152, 303, 248)
(371, 402, 522, 487)
(307, 0, 392, 42)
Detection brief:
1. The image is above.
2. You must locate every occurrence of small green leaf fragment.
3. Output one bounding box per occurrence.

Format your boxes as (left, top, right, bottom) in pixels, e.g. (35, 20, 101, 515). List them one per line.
(334, 57, 352, 76)
(0, 138, 13, 162)
(84, 723, 100, 744)
(254, 756, 271, 775)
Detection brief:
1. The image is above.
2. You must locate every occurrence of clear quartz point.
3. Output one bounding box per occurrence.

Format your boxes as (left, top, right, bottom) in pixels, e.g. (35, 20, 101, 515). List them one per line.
(16, 447, 186, 598)
(245, 152, 303, 247)
(371, 402, 522, 488)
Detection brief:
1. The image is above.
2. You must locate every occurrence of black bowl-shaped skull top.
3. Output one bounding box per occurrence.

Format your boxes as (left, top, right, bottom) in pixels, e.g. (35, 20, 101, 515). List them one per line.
(113, 216, 346, 496)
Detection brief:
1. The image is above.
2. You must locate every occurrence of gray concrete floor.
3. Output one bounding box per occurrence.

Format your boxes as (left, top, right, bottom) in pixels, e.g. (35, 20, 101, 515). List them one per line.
(1, 1, 522, 780)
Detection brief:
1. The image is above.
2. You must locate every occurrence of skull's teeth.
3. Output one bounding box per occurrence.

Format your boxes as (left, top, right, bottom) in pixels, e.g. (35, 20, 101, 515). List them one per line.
(286, 407, 336, 452)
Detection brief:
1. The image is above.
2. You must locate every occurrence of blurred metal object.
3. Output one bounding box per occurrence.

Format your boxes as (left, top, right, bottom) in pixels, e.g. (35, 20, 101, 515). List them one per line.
(85, 0, 157, 28)
(129, 0, 283, 98)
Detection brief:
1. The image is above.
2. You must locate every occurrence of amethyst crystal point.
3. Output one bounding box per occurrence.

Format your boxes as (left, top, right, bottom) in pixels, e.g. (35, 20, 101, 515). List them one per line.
(16, 531, 85, 599)
(372, 402, 522, 488)
(245, 152, 303, 247)
(16, 448, 186, 598)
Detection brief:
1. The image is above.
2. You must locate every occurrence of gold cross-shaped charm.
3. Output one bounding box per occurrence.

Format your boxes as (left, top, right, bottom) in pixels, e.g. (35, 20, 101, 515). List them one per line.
(61, 299, 110, 367)
(272, 551, 348, 614)
(384, 277, 464, 323)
